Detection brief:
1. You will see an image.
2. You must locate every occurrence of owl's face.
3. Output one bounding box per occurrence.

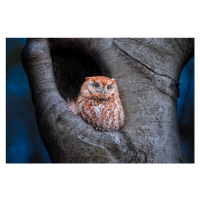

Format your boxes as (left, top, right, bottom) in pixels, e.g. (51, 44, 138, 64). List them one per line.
(80, 76, 119, 100)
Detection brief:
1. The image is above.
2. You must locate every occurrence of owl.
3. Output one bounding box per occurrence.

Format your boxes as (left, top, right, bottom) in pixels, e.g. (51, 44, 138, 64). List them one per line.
(69, 76, 125, 131)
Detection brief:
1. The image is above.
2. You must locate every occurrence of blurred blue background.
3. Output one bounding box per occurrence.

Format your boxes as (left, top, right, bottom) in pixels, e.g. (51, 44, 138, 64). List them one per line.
(6, 38, 51, 163)
(6, 38, 194, 163)
(177, 57, 194, 163)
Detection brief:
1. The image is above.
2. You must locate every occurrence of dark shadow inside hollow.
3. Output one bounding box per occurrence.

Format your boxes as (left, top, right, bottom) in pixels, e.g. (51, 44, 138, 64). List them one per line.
(50, 49, 103, 101)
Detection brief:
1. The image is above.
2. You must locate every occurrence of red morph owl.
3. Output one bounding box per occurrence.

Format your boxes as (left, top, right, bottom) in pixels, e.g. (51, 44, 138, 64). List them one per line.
(69, 76, 125, 131)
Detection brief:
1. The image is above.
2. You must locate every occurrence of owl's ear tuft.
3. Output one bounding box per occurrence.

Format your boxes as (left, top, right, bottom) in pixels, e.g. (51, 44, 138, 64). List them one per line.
(85, 77, 93, 81)
(111, 78, 117, 83)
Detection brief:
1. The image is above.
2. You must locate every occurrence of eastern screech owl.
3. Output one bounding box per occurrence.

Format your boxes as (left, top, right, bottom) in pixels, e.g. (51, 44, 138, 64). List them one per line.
(69, 76, 125, 131)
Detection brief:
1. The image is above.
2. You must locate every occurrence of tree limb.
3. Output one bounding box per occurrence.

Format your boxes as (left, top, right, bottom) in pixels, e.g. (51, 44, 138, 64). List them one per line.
(21, 38, 194, 163)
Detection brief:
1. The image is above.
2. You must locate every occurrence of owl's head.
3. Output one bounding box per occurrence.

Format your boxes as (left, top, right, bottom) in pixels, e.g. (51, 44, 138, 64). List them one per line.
(80, 76, 119, 100)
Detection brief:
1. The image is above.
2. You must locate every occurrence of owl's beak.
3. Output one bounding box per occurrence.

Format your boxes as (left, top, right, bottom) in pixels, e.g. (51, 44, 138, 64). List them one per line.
(102, 90, 105, 95)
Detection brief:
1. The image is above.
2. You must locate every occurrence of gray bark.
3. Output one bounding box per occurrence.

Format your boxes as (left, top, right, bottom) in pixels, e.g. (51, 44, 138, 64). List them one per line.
(21, 38, 194, 163)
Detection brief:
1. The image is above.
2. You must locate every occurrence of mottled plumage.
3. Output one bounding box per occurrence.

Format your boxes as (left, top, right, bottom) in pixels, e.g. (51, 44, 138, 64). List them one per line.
(69, 76, 125, 131)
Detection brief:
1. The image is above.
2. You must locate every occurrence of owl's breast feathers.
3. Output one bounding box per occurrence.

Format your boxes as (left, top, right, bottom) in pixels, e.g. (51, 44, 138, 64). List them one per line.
(76, 96, 125, 131)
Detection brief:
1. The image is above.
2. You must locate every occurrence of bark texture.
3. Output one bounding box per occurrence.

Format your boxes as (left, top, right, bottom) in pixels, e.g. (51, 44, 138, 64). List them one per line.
(21, 38, 194, 163)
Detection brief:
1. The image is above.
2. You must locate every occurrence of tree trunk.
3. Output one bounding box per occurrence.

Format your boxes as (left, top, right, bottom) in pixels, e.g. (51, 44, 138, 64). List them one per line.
(21, 38, 194, 163)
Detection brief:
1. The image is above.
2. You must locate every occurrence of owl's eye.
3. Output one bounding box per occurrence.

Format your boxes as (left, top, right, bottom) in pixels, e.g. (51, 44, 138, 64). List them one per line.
(107, 85, 111, 90)
(93, 83, 99, 88)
